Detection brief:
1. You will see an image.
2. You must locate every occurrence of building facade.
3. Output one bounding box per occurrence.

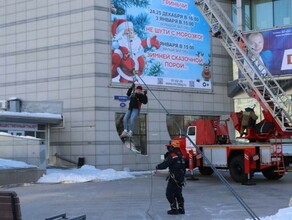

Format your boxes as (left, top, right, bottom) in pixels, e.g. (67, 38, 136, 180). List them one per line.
(0, 0, 237, 170)
(230, 0, 292, 116)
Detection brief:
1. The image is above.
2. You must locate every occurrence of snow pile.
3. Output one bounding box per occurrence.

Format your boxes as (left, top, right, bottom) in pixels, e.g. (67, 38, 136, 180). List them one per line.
(0, 111, 62, 119)
(0, 158, 36, 169)
(37, 165, 151, 184)
(259, 207, 292, 220)
(0, 132, 41, 140)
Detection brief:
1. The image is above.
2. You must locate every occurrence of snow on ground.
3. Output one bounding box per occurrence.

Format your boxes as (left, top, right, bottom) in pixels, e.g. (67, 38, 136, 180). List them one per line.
(1, 158, 292, 219)
(258, 207, 292, 220)
(0, 132, 41, 140)
(37, 165, 152, 184)
(0, 158, 36, 169)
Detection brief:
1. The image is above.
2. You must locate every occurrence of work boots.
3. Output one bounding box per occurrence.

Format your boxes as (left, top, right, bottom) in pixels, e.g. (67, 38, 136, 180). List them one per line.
(178, 206, 185, 215)
(167, 203, 178, 215)
(178, 197, 185, 214)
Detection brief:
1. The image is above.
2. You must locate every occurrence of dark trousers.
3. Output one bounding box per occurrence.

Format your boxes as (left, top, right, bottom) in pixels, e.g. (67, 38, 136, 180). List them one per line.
(166, 178, 184, 209)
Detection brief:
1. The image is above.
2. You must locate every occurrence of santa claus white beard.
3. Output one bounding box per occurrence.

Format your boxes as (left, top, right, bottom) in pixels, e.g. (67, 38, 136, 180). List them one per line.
(118, 36, 143, 56)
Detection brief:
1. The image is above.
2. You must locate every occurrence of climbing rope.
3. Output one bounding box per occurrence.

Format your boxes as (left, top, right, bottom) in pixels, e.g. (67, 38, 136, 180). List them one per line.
(135, 74, 259, 220)
(120, 11, 259, 220)
(122, 14, 155, 220)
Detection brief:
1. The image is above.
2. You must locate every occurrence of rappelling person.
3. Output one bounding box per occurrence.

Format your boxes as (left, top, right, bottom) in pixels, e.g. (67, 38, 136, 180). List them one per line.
(120, 83, 148, 138)
(240, 103, 258, 136)
(156, 140, 186, 215)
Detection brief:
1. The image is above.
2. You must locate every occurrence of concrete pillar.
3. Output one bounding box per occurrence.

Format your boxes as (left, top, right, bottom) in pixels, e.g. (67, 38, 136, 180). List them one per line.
(236, 0, 243, 31)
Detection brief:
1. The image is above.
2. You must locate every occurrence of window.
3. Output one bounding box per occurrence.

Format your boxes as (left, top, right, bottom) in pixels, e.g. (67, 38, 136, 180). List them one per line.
(38, 124, 46, 130)
(115, 112, 147, 155)
(8, 131, 24, 136)
(274, 0, 292, 26)
(231, 0, 237, 27)
(36, 132, 46, 139)
(232, 0, 252, 31)
(25, 131, 35, 137)
(240, 0, 292, 30)
(166, 115, 219, 139)
(252, 0, 273, 29)
(187, 126, 196, 136)
(243, 0, 252, 30)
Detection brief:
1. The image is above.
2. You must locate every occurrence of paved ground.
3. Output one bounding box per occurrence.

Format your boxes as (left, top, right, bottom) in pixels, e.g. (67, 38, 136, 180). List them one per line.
(1, 170, 292, 220)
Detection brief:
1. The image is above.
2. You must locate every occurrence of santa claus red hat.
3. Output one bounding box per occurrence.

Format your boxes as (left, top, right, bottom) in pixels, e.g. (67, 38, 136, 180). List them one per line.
(112, 19, 134, 36)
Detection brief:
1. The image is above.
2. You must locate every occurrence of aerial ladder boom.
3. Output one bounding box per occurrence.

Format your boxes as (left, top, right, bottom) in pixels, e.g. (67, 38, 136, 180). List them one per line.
(195, 0, 292, 136)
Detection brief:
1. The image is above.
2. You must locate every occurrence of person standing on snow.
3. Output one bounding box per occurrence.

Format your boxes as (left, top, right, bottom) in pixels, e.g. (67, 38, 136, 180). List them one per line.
(120, 83, 148, 138)
(156, 140, 186, 215)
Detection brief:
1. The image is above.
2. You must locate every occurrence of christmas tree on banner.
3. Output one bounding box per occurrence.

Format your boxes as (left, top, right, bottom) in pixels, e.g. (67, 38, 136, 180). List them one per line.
(111, 0, 150, 15)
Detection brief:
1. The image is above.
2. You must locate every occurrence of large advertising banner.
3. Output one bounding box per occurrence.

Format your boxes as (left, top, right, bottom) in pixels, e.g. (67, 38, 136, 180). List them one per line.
(111, 0, 211, 90)
(242, 26, 292, 77)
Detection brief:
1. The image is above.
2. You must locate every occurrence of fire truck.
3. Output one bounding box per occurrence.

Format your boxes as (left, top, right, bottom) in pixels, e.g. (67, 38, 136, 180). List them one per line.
(175, 112, 292, 183)
(172, 0, 292, 184)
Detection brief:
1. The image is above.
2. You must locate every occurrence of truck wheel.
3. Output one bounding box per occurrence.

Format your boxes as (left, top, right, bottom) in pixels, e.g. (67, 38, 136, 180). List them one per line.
(199, 167, 214, 175)
(229, 155, 248, 183)
(262, 166, 284, 180)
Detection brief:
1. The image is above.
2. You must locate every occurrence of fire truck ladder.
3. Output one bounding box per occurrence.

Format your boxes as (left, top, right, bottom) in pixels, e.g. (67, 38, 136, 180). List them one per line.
(195, 0, 292, 134)
(271, 139, 285, 175)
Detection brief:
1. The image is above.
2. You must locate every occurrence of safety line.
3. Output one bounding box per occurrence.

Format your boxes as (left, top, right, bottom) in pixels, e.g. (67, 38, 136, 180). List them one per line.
(135, 75, 182, 134)
(121, 13, 156, 220)
(185, 135, 259, 220)
(119, 12, 258, 219)
(136, 74, 260, 220)
(145, 149, 155, 220)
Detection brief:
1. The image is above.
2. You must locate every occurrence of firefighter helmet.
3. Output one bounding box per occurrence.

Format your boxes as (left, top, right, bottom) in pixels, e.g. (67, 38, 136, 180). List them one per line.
(248, 103, 256, 109)
(171, 140, 181, 148)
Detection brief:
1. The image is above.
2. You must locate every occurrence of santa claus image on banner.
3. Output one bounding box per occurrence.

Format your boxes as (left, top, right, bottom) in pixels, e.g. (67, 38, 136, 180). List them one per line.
(112, 19, 160, 83)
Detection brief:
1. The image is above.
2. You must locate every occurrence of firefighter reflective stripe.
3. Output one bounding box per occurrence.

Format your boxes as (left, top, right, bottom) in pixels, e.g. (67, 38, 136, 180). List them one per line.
(188, 150, 194, 170)
(244, 154, 249, 161)
(244, 151, 251, 176)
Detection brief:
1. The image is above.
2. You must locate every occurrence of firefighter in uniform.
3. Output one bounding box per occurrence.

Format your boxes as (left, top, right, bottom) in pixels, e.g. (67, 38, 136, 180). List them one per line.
(156, 140, 186, 215)
(240, 103, 258, 136)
